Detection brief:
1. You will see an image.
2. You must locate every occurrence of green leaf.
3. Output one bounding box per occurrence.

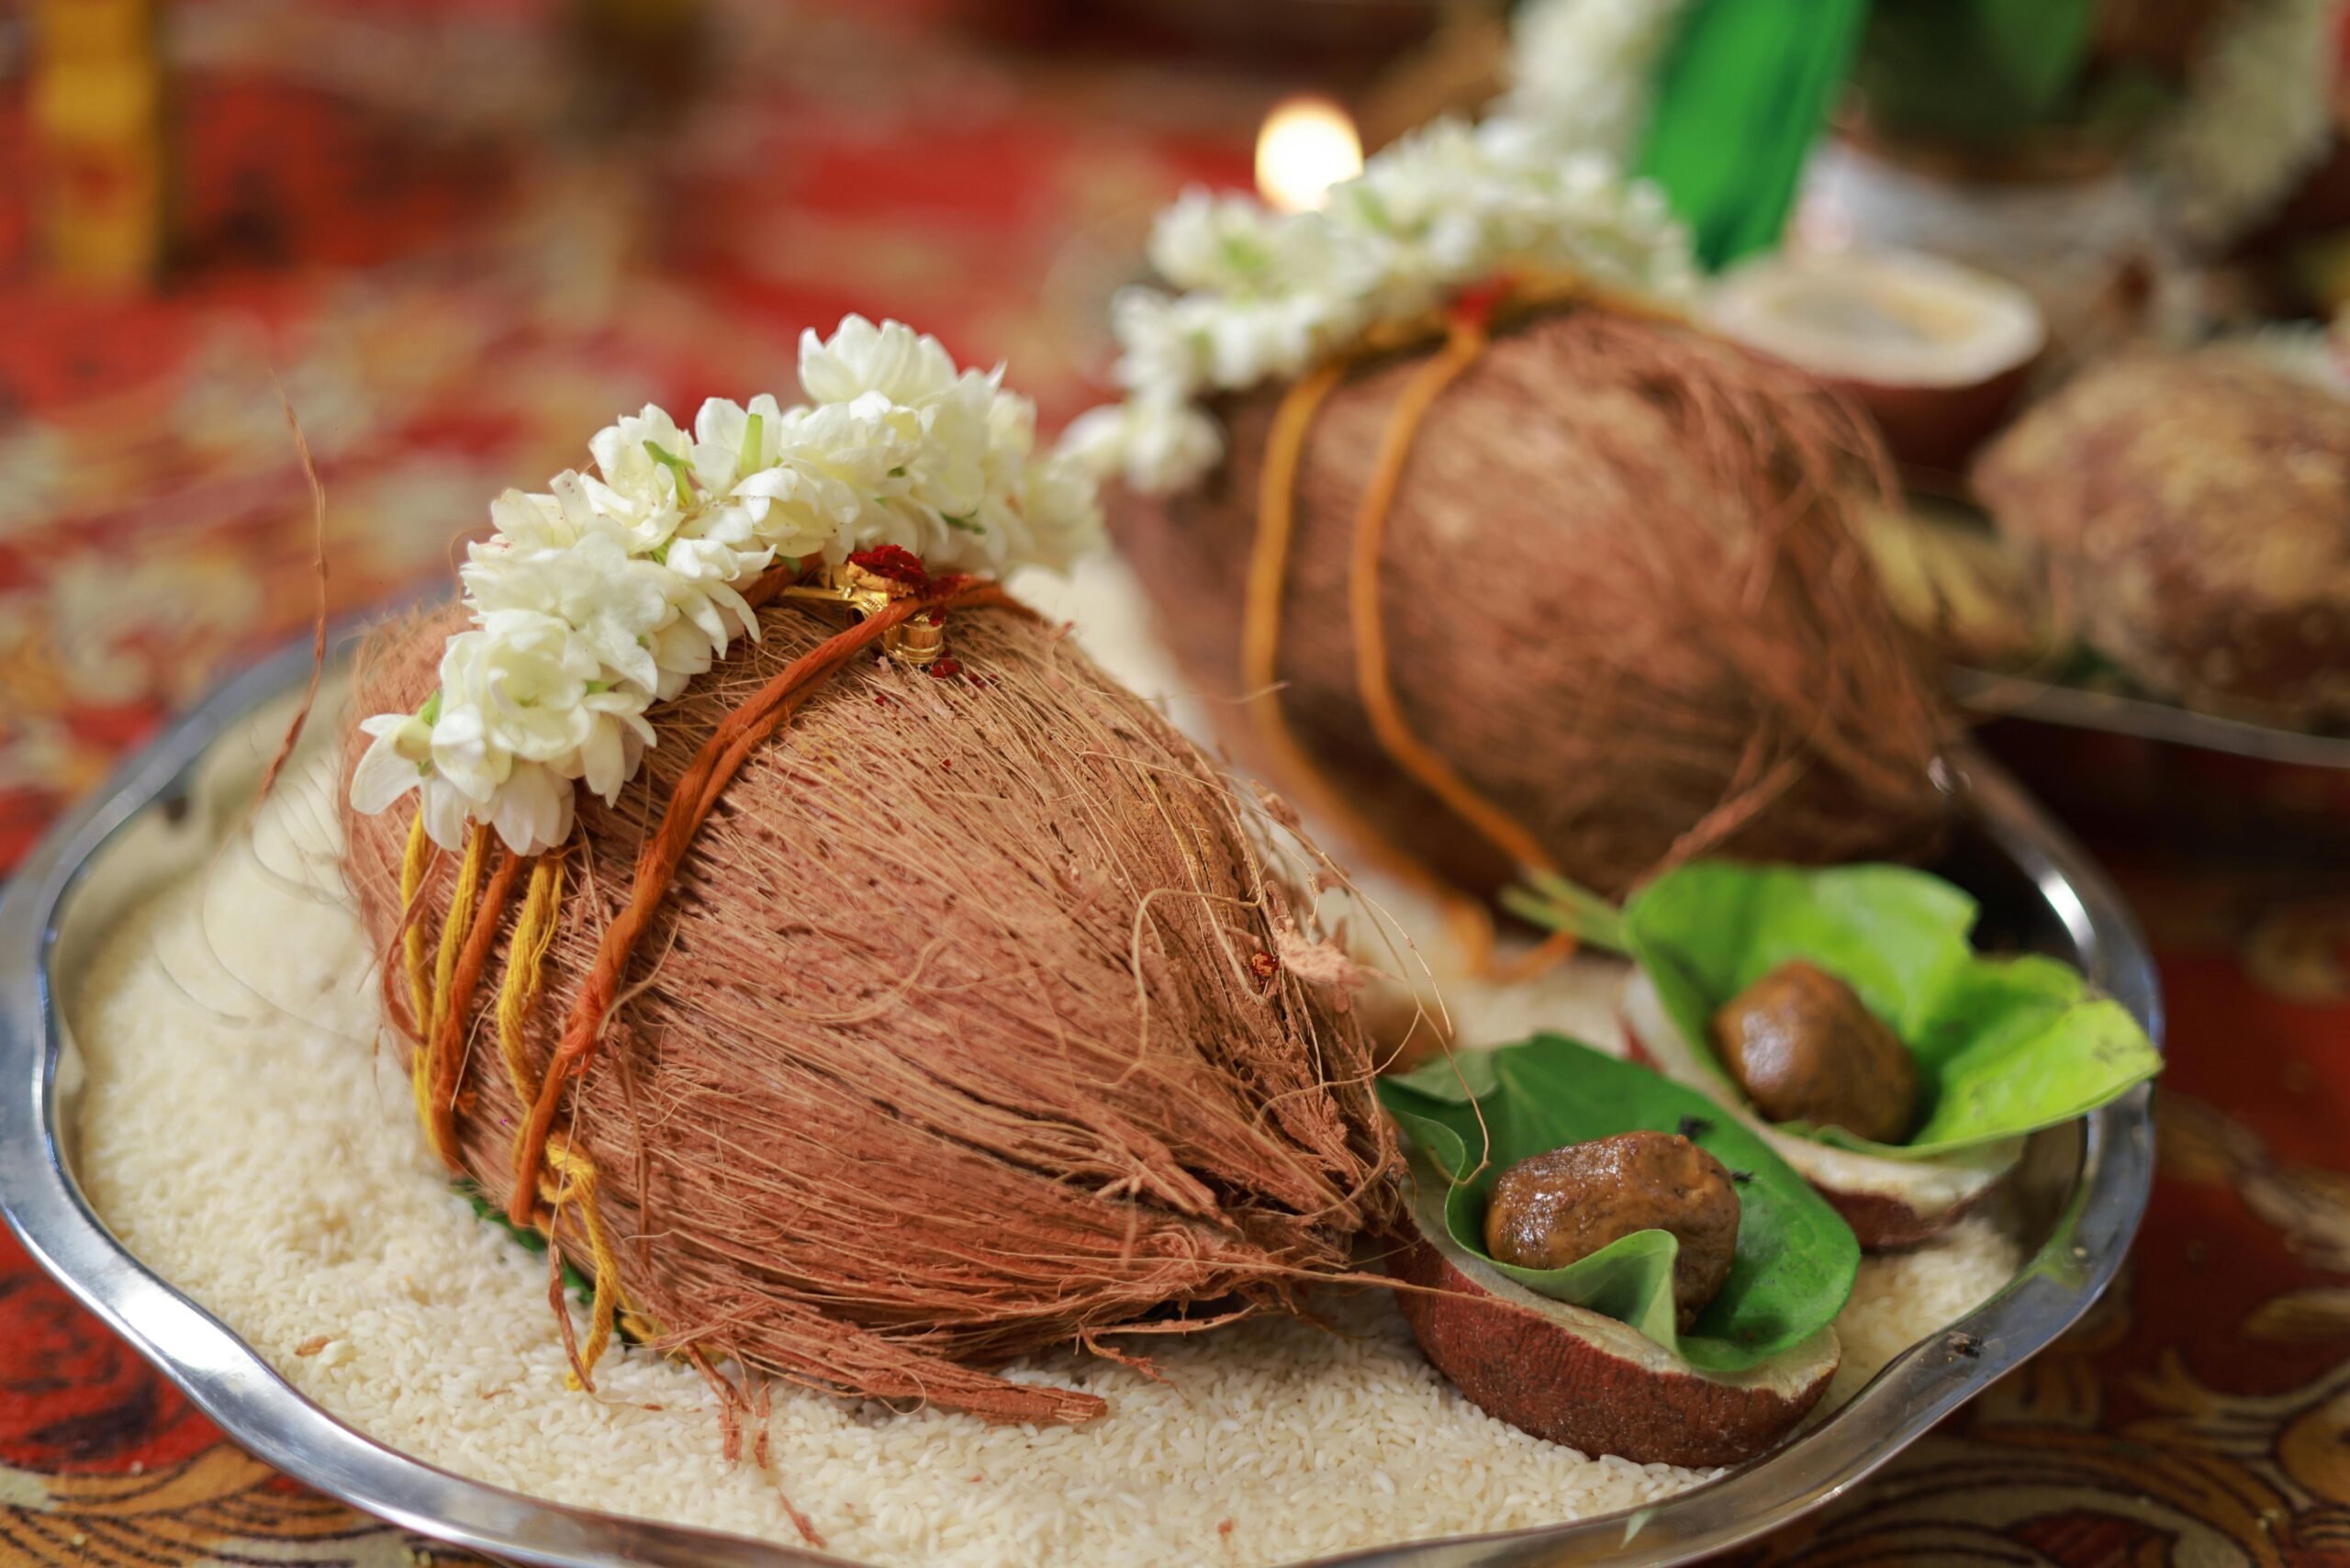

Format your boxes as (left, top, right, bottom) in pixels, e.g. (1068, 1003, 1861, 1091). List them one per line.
(1379, 1036, 1858, 1372)
(457, 1182, 595, 1306)
(1634, 0, 1872, 266)
(1501, 870, 1629, 952)
(1383, 1049, 1499, 1104)
(1623, 861, 2162, 1159)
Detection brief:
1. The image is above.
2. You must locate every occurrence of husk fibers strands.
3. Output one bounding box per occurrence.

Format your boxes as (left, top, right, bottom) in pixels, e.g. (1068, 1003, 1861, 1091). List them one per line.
(344, 595, 1399, 1428)
(1120, 304, 1953, 902)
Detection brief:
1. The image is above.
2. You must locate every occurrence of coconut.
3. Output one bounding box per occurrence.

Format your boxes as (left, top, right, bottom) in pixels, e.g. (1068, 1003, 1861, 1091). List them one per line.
(1707, 249, 2044, 475)
(342, 594, 1401, 1428)
(1972, 343, 2350, 728)
(1113, 305, 1956, 903)
(1387, 1160, 1840, 1465)
(1621, 971, 2018, 1249)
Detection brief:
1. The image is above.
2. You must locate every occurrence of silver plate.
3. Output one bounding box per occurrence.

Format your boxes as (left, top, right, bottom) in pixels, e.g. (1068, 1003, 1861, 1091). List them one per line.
(0, 631, 2160, 1568)
(1953, 666, 2350, 769)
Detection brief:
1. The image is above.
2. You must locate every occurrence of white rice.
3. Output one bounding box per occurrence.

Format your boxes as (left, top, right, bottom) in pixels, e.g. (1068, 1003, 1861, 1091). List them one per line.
(65, 557, 2022, 1567)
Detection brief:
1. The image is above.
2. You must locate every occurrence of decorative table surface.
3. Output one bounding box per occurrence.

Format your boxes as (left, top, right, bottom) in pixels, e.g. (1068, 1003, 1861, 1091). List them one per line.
(5, 4, 2349, 1564)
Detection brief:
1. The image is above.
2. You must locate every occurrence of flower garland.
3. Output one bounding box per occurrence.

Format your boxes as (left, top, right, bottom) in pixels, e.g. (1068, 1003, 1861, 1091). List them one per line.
(2141, 0, 2343, 249)
(350, 316, 1102, 856)
(1485, 0, 1689, 166)
(1061, 111, 1699, 497)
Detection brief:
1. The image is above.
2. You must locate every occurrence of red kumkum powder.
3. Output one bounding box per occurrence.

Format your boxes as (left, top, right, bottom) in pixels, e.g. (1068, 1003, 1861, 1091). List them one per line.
(848, 544, 931, 588)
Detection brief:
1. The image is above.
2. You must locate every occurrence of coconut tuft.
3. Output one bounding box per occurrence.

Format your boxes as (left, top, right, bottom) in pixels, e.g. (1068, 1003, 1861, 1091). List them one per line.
(342, 599, 1400, 1427)
(1115, 305, 1956, 900)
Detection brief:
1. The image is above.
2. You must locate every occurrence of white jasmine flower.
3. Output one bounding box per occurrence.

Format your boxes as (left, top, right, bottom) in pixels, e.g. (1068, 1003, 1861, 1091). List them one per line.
(462, 530, 668, 694)
(572, 688, 656, 803)
(1149, 188, 1297, 294)
(1108, 287, 1210, 396)
(444, 615, 599, 767)
(800, 315, 961, 406)
(1069, 17, 1702, 498)
(688, 393, 787, 498)
(1491, 0, 1688, 163)
(650, 535, 767, 684)
(349, 709, 436, 816)
(1125, 398, 1224, 493)
(418, 773, 477, 852)
(420, 677, 504, 809)
(487, 487, 576, 553)
(1057, 402, 1135, 481)
(892, 370, 999, 524)
(485, 759, 574, 857)
(1019, 446, 1106, 568)
(589, 404, 698, 515)
(1060, 394, 1223, 495)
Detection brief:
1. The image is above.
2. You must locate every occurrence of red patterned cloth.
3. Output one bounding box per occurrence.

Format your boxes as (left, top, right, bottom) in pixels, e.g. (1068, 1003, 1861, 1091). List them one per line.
(6, 7, 2350, 1567)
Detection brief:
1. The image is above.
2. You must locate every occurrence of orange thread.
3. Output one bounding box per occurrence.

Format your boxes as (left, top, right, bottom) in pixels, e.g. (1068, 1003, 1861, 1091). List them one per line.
(1245, 288, 1580, 982)
(1240, 364, 1445, 900)
(423, 842, 523, 1170)
(1347, 314, 1556, 879)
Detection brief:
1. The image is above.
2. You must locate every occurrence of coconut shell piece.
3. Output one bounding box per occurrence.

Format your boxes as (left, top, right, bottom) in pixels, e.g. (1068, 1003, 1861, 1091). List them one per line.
(1388, 1170, 1839, 1466)
(1973, 346, 2350, 727)
(1113, 306, 1953, 902)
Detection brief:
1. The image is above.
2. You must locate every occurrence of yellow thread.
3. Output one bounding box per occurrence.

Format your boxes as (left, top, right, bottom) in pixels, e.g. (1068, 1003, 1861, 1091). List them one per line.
(496, 856, 565, 1113)
(541, 1138, 622, 1389)
(485, 851, 633, 1384)
(397, 812, 432, 1030)
(411, 823, 488, 1168)
(397, 823, 635, 1388)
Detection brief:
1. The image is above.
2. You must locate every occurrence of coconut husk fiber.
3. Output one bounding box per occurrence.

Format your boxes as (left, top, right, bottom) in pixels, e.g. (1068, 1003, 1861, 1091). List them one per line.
(341, 597, 1399, 1428)
(1113, 305, 1956, 902)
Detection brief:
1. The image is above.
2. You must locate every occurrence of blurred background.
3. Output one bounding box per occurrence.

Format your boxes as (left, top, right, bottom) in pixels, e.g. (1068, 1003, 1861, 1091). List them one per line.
(13, 0, 2350, 868)
(0, 0, 1347, 866)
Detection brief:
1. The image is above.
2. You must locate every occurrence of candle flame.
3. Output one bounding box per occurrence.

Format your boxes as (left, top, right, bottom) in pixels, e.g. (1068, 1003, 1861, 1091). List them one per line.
(1255, 95, 1362, 214)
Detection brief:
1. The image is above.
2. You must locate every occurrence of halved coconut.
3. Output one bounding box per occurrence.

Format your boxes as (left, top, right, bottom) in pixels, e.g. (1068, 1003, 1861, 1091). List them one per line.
(1620, 971, 2021, 1249)
(1387, 1165, 1841, 1467)
(1706, 248, 2044, 474)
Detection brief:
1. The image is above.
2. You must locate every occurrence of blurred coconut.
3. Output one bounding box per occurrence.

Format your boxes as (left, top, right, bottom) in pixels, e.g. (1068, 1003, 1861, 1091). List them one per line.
(1974, 340, 2350, 727)
(1112, 304, 1957, 902)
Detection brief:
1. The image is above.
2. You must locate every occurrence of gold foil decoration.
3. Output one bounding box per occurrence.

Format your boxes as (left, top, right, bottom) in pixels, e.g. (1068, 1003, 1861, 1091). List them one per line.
(779, 561, 950, 667)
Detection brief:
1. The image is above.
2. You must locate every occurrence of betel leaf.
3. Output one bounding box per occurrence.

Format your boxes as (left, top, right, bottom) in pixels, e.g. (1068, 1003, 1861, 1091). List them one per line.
(1379, 1036, 1858, 1373)
(1621, 860, 2162, 1159)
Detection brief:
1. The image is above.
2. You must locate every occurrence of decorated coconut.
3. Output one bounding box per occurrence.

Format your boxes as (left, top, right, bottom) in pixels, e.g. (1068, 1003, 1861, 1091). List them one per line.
(339, 317, 1402, 1438)
(1065, 118, 1956, 926)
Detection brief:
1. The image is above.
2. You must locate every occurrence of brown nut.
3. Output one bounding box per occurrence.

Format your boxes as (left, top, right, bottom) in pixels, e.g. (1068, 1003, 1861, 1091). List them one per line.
(1712, 960, 1918, 1144)
(1482, 1131, 1741, 1329)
